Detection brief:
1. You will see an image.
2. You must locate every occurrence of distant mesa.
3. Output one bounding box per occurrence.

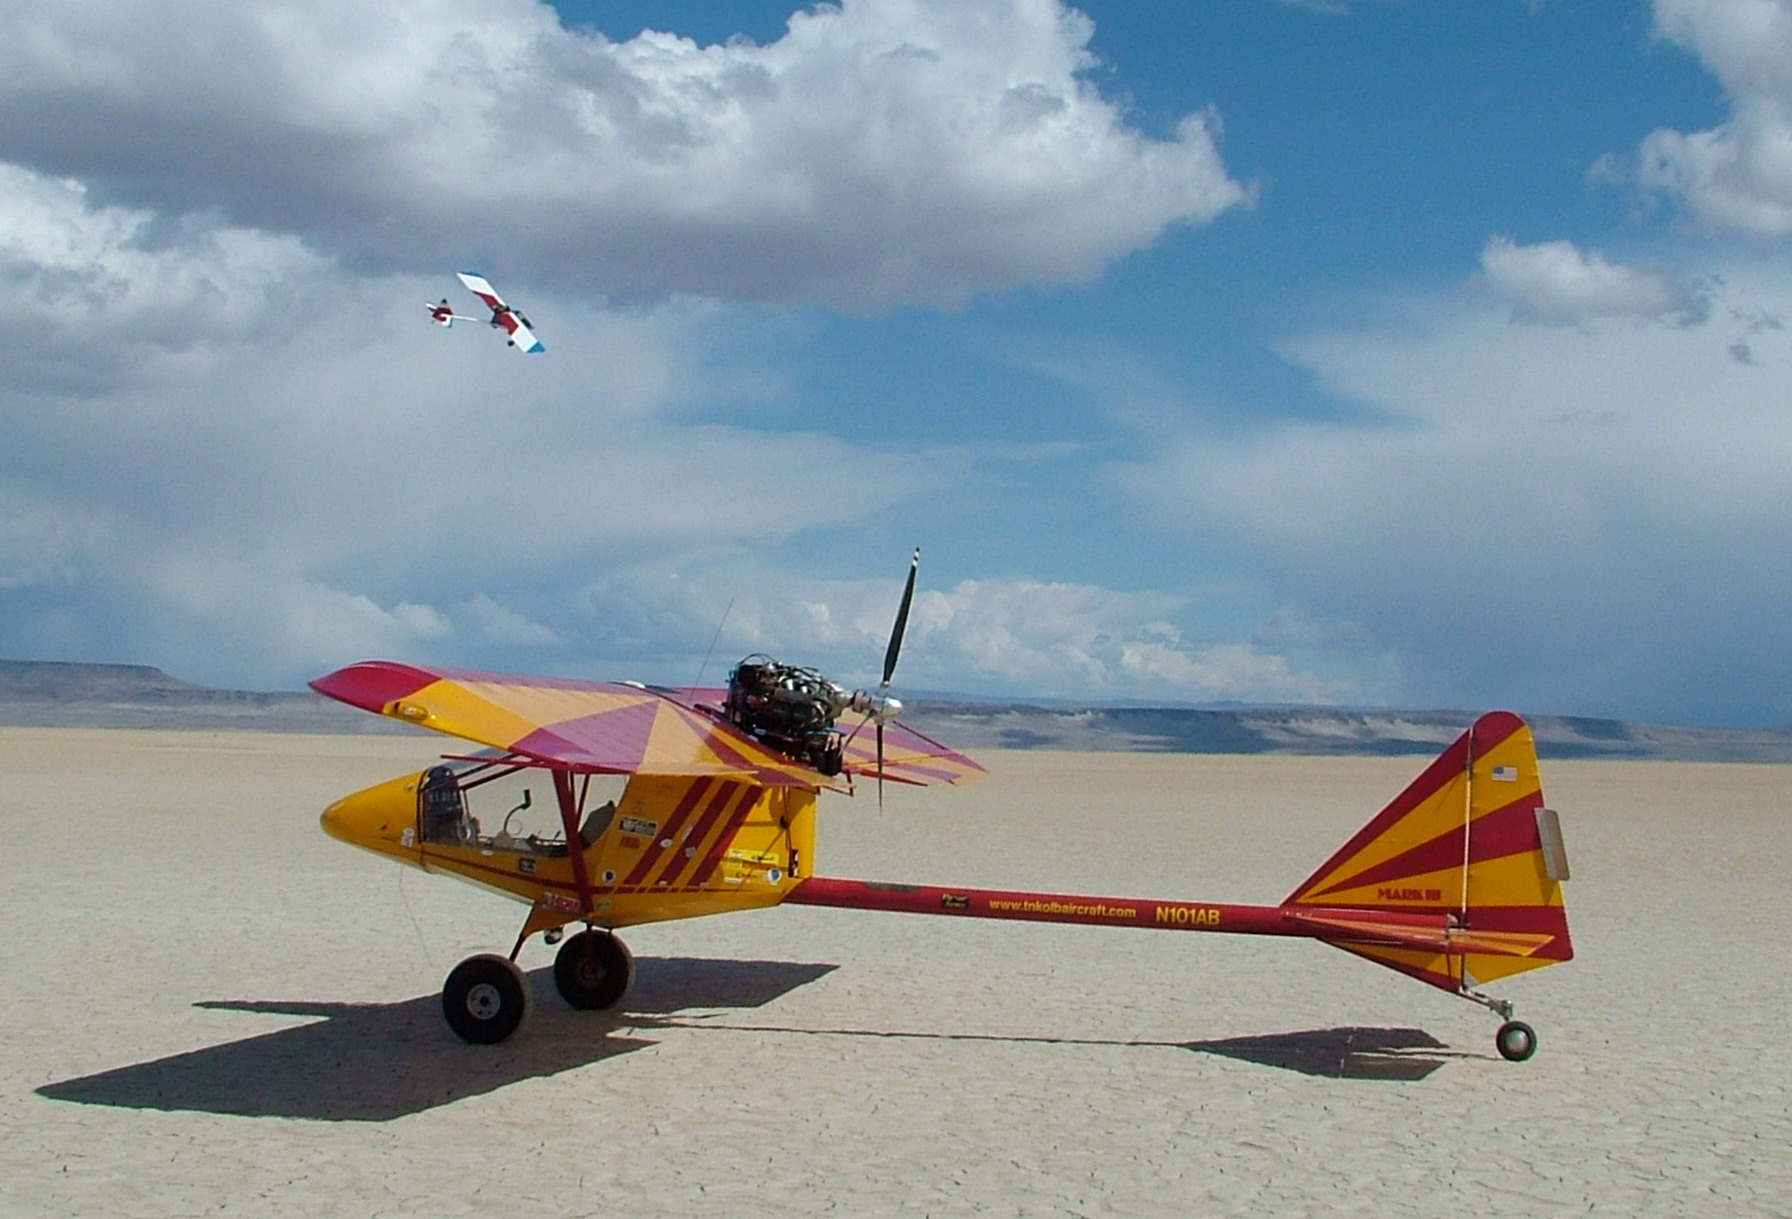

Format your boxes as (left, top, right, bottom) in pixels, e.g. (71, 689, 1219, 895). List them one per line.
(1, 659, 1788, 761)
(0, 659, 408, 735)
(922, 699, 1792, 762)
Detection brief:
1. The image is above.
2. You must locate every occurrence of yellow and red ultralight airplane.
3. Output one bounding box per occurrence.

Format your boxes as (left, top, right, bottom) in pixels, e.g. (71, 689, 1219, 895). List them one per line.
(311, 556, 1572, 1061)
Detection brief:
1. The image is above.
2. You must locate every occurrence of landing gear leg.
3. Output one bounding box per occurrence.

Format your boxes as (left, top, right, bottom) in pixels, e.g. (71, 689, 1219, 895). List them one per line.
(553, 928, 635, 1010)
(1462, 985, 1538, 1062)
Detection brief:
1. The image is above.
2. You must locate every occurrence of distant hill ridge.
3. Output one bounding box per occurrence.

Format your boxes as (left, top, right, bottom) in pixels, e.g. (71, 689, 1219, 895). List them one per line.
(0, 659, 400, 734)
(0, 660, 199, 697)
(920, 700, 1792, 762)
(2, 659, 1790, 761)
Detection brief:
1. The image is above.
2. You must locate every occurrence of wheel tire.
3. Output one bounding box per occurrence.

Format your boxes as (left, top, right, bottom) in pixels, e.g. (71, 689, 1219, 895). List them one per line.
(1495, 1019, 1537, 1062)
(442, 953, 532, 1044)
(554, 929, 635, 1010)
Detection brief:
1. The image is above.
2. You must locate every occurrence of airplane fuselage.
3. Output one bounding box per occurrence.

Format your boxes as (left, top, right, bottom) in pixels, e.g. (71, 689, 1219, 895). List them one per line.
(323, 766, 816, 941)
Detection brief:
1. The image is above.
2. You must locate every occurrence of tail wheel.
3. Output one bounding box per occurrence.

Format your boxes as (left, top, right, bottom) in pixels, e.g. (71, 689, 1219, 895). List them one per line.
(442, 953, 532, 1044)
(1495, 1020, 1537, 1062)
(554, 929, 635, 1010)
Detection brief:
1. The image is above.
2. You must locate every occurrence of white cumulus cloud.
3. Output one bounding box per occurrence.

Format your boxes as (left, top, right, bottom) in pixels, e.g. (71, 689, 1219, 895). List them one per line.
(1639, 0, 1792, 239)
(0, 0, 1250, 310)
(0, 160, 968, 687)
(1478, 235, 1709, 326)
(565, 565, 1343, 704)
(0, 164, 326, 391)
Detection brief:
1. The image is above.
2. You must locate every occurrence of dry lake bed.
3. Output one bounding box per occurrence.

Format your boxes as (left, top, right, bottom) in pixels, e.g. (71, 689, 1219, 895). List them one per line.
(2, 727, 1787, 1217)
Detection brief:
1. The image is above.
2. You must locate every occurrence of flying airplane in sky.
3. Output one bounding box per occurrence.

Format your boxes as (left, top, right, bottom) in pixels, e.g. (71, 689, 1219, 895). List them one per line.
(310, 552, 1572, 1061)
(426, 271, 544, 353)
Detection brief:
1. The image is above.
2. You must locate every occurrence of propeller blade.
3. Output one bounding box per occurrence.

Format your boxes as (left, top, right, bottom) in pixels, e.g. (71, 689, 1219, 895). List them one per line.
(847, 548, 919, 803)
(882, 547, 919, 689)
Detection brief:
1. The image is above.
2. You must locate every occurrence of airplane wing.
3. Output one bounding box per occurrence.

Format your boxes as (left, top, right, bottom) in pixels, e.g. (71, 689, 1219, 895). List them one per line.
(499, 314, 545, 354)
(456, 271, 545, 353)
(839, 718, 987, 787)
(312, 661, 847, 789)
(456, 271, 507, 310)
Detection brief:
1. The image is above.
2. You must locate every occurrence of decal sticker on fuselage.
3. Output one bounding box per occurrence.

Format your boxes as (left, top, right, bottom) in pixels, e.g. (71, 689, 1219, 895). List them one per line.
(1153, 904, 1222, 927)
(1376, 887, 1443, 902)
(721, 849, 784, 885)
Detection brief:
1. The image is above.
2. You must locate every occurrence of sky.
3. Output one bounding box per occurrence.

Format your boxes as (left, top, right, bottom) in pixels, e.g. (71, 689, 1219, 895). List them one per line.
(2, 0, 1790, 726)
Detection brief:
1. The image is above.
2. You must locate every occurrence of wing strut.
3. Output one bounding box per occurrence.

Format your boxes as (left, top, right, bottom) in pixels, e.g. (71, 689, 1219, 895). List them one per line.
(511, 768, 600, 959)
(555, 767, 598, 917)
(554, 769, 597, 919)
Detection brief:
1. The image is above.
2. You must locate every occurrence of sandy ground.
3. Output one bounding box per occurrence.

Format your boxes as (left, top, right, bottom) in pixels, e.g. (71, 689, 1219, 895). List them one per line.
(1, 726, 1788, 1218)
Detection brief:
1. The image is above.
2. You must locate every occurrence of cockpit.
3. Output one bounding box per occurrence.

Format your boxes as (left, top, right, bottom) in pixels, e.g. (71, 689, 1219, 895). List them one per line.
(416, 754, 624, 855)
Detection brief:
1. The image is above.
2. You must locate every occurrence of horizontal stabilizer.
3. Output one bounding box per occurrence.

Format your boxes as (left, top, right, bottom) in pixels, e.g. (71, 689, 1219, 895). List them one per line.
(1282, 909, 1558, 958)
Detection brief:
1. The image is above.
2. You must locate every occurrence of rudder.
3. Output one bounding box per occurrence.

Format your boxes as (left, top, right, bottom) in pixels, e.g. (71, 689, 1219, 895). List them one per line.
(1282, 712, 1573, 999)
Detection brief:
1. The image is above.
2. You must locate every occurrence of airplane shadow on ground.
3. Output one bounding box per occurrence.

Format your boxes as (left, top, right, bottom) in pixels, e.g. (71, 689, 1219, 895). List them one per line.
(651, 1021, 1461, 1081)
(1184, 1026, 1460, 1080)
(35, 957, 837, 1123)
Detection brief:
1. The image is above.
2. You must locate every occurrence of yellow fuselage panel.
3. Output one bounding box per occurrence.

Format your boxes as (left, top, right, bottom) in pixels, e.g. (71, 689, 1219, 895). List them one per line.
(321, 767, 817, 931)
(320, 774, 427, 868)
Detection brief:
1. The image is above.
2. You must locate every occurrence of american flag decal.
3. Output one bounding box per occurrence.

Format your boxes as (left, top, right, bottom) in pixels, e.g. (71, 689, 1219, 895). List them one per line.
(1491, 765, 1518, 781)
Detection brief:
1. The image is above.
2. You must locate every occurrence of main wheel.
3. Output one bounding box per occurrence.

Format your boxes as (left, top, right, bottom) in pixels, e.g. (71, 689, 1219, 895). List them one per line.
(554, 929, 635, 1010)
(1495, 1019, 1537, 1062)
(442, 953, 532, 1044)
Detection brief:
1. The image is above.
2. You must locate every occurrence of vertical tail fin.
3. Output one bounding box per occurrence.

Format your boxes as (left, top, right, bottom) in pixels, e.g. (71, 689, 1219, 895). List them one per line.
(1282, 711, 1573, 996)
